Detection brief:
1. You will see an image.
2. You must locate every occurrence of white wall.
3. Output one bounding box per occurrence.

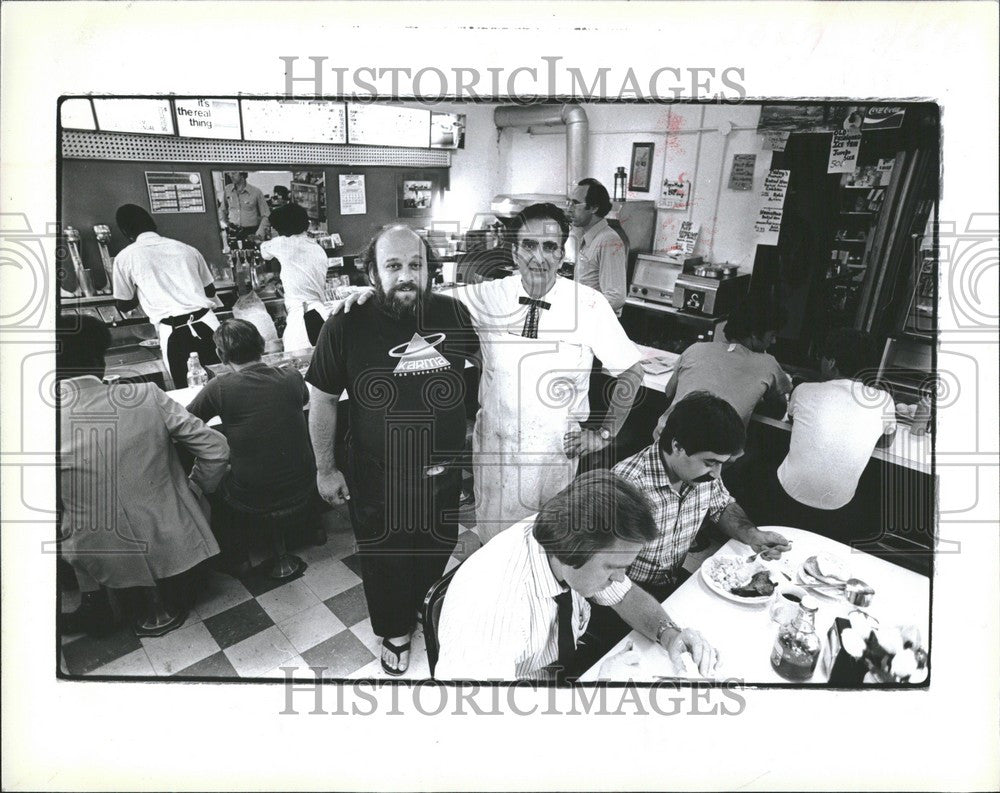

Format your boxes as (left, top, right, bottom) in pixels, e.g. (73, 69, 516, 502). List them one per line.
(498, 102, 771, 269)
(399, 101, 501, 232)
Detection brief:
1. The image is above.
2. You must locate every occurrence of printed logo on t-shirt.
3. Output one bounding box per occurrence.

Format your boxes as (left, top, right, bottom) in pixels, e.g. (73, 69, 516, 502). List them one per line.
(389, 332, 451, 376)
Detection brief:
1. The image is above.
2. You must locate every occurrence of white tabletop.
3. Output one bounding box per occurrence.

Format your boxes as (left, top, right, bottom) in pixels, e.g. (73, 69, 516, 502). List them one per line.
(578, 526, 930, 684)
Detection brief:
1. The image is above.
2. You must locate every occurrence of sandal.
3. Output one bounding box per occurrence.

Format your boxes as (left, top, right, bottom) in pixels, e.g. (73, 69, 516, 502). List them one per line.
(381, 637, 411, 676)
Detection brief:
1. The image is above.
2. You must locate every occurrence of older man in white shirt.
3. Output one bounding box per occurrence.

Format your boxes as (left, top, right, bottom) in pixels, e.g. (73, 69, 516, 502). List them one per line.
(435, 470, 717, 681)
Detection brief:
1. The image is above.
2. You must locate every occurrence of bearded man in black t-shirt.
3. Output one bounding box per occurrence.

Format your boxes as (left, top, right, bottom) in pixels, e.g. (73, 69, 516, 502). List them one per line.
(306, 225, 480, 676)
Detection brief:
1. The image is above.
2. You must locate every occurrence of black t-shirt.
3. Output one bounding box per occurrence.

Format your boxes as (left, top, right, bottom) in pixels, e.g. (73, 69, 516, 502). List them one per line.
(187, 363, 315, 509)
(305, 294, 480, 468)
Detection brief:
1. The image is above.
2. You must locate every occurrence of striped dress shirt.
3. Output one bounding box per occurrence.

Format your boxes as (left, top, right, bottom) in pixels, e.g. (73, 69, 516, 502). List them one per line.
(435, 519, 632, 681)
(613, 445, 734, 586)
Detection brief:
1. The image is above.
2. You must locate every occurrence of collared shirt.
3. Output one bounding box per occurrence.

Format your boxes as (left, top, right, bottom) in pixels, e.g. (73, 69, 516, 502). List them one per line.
(613, 445, 734, 585)
(573, 218, 627, 315)
(435, 518, 632, 681)
(260, 233, 329, 311)
(221, 182, 270, 229)
(451, 275, 641, 425)
(112, 232, 215, 326)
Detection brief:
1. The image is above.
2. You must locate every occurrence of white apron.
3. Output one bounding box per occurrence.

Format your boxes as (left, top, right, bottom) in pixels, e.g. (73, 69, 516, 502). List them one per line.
(472, 332, 594, 543)
(156, 310, 220, 383)
(282, 300, 331, 352)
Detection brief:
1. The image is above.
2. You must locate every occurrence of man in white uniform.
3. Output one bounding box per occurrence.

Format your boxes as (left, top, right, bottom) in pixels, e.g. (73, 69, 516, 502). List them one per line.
(259, 203, 330, 350)
(335, 203, 644, 543)
(112, 204, 220, 388)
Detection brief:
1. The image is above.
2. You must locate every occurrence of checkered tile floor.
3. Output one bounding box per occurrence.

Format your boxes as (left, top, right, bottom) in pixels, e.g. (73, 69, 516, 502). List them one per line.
(60, 495, 482, 680)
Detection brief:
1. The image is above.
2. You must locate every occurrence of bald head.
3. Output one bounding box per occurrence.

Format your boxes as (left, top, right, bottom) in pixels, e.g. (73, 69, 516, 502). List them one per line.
(368, 224, 430, 318)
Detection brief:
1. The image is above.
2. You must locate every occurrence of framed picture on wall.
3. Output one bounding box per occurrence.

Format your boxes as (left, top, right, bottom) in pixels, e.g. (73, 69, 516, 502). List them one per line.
(398, 177, 434, 218)
(628, 142, 654, 192)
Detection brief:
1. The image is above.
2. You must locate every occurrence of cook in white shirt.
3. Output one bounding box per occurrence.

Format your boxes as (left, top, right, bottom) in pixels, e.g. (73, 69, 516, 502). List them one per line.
(259, 203, 331, 350)
(435, 470, 717, 681)
(112, 204, 220, 388)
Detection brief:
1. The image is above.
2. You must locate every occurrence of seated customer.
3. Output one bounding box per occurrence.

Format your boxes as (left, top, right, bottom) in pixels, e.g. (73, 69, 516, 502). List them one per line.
(186, 319, 318, 571)
(58, 315, 229, 637)
(769, 329, 896, 531)
(435, 470, 718, 681)
(617, 392, 791, 597)
(653, 299, 792, 437)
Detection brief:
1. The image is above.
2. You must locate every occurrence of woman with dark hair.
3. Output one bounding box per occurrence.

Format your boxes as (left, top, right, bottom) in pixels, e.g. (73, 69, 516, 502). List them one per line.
(186, 319, 318, 574)
(58, 315, 229, 637)
(259, 203, 330, 350)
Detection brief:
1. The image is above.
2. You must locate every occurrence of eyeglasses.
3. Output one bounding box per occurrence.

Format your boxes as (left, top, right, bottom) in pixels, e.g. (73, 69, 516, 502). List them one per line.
(517, 239, 562, 256)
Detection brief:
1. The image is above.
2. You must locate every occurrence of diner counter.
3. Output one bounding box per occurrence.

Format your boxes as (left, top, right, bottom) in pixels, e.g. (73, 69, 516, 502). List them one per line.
(161, 339, 929, 474)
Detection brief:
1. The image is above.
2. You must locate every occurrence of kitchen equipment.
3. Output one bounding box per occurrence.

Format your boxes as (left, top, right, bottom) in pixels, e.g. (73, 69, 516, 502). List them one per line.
(672, 259, 750, 316)
(629, 254, 683, 305)
(93, 224, 115, 294)
(64, 227, 94, 297)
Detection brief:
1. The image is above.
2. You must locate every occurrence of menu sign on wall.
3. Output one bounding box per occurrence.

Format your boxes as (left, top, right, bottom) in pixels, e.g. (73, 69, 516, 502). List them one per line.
(174, 99, 241, 139)
(145, 171, 206, 214)
(93, 98, 173, 135)
(828, 130, 861, 173)
(754, 169, 790, 246)
(728, 154, 757, 190)
(347, 103, 431, 148)
(241, 99, 347, 144)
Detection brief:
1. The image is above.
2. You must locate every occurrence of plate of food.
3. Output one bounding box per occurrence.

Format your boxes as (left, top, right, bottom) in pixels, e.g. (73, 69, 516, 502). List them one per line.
(797, 553, 851, 597)
(700, 554, 780, 604)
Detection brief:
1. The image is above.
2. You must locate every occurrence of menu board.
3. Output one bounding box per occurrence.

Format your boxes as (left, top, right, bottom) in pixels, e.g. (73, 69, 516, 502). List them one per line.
(93, 98, 174, 135)
(241, 99, 347, 144)
(754, 169, 791, 245)
(145, 171, 206, 214)
(347, 103, 430, 148)
(174, 98, 241, 139)
(728, 154, 757, 190)
(60, 98, 97, 130)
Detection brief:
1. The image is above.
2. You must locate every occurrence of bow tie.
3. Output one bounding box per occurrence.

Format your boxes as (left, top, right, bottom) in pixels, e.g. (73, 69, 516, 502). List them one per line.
(519, 295, 550, 339)
(518, 296, 551, 310)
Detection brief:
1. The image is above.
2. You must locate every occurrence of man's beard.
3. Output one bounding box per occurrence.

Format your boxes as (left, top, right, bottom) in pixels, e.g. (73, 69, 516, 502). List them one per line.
(375, 281, 428, 319)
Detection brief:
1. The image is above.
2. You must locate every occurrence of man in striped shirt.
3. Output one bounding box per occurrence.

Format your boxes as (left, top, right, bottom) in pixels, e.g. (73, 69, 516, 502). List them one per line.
(435, 470, 718, 681)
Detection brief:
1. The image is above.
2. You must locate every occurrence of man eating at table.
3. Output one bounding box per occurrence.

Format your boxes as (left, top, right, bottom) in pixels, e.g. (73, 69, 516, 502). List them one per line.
(435, 470, 718, 682)
(573, 392, 791, 666)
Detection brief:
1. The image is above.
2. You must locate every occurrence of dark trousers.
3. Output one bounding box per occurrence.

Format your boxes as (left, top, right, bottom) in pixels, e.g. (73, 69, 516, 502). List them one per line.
(164, 322, 220, 389)
(345, 445, 461, 639)
(304, 309, 325, 346)
(567, 578, 680, 680)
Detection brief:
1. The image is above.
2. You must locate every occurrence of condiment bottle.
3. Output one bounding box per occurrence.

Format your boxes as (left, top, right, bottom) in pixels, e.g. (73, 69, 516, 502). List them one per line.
(770, 594, 822, 681)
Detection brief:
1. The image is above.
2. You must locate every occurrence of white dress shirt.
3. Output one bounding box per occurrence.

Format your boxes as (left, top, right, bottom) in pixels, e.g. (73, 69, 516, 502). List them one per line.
(435, 518, 632, 680)
(573, 218, 627, 315)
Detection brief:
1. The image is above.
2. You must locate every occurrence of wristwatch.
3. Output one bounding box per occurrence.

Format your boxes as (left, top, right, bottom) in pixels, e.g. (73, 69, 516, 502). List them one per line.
(597, 427, 612, 442)
(655, 616, 682, 645)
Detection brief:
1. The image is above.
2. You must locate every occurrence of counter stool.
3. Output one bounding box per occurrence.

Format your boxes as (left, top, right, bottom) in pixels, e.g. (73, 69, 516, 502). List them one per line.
(225, 492, 315, 581)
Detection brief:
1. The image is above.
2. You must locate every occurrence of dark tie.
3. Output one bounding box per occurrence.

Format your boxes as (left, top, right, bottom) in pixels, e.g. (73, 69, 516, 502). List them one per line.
(519, 295, 551, 339)
(554, 589, 575, 671)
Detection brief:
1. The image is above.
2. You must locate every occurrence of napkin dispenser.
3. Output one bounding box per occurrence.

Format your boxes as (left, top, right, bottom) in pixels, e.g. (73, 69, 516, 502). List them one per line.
(671, 260, 750, 317)
(822, 617, 868, 685)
